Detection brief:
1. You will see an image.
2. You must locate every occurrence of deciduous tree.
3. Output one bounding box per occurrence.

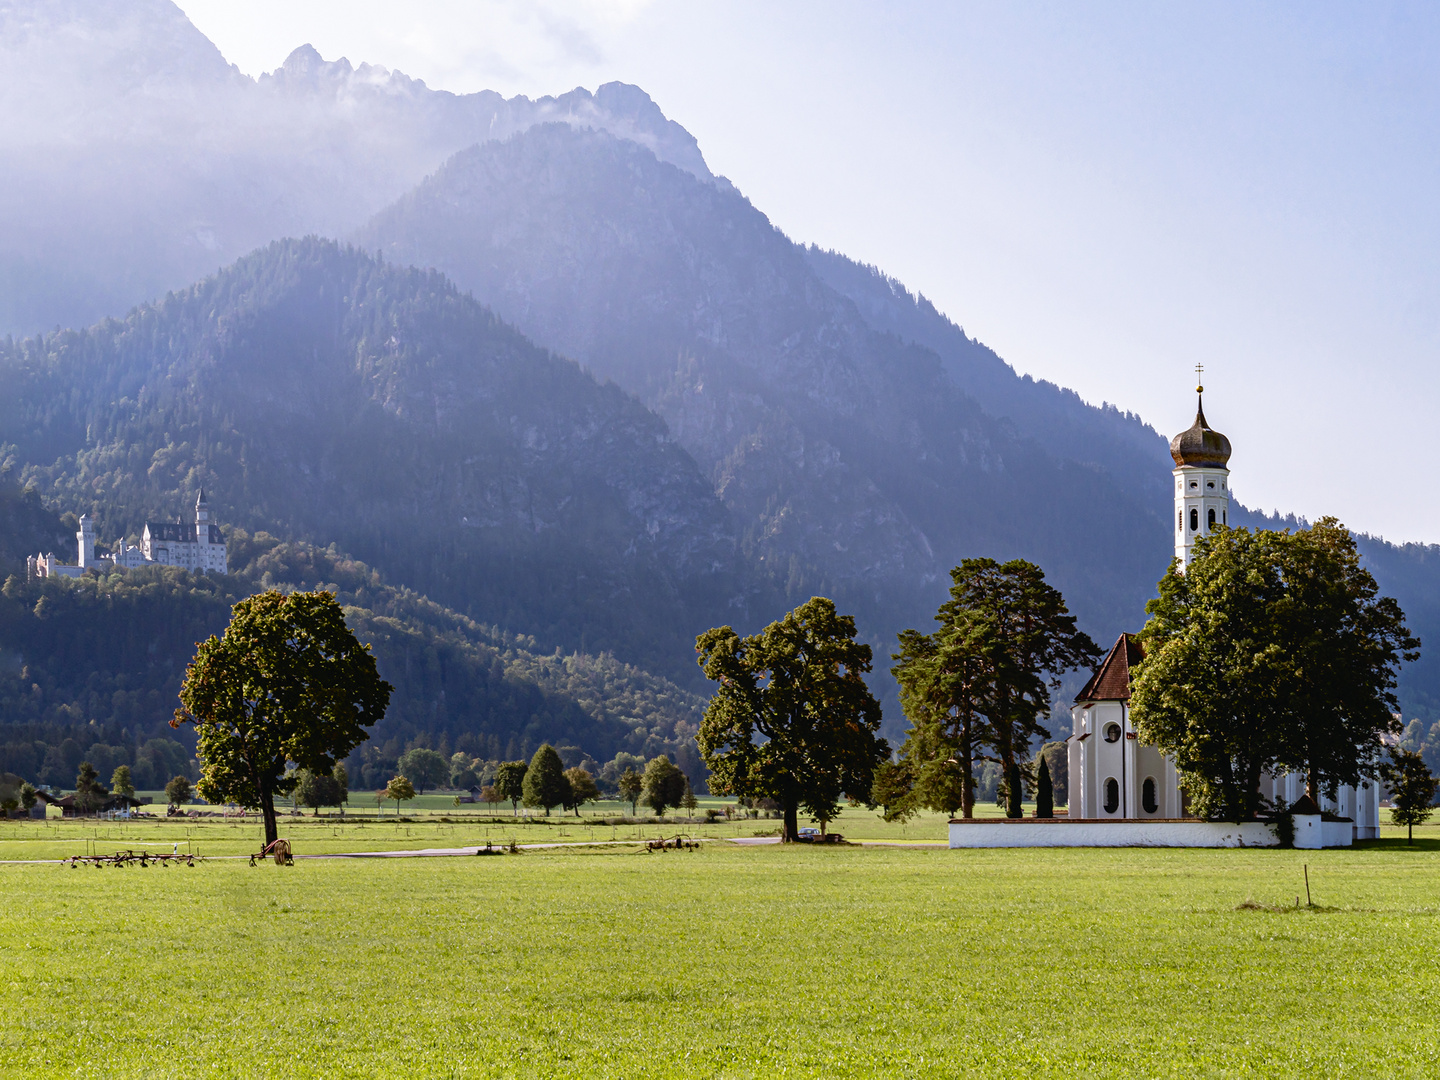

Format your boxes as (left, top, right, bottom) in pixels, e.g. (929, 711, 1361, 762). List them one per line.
(109, 765, 135, 800)
(642, 755, 686, 817)
(1381, 747, 1437, 844)
(522, 744, 569, 815)
(397, 748, 449, 795)
(1132, 522, 1418, 821)
(173, 589, 393, 847)
(385, 774, 415, 814)
(696, 596, 888, 842)
(563, 766, 600, 816)
(618, 768, 643, 815)
(165, 775, 192, 807)
(494, 760, 527, 815)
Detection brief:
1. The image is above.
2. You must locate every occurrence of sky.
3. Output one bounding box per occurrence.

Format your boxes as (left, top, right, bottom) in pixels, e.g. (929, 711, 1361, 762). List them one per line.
(177, 0, 1440, 543)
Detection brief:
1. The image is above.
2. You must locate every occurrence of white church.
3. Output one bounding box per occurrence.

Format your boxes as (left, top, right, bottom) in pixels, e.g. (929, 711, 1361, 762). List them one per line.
(28, 491, 228, 578)
(954, 385, 1379, 848)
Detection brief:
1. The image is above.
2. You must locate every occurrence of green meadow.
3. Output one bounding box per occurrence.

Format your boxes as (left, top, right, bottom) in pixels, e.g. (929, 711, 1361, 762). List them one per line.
(3, 815, 1440, 1078)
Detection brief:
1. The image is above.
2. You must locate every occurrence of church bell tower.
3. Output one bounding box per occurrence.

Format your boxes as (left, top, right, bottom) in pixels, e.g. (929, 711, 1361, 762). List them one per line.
(1170, 370, 1232, 568)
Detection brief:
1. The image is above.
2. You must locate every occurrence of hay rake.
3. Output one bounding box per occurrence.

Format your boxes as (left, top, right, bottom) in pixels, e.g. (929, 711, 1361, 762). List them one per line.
(66, 849, 201, 868)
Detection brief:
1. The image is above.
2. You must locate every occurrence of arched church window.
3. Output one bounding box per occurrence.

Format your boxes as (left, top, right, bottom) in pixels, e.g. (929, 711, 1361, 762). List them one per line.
(1223, 511, 1227, 525)
(1142, 777, 1158, 814)
(1103, 723, 1121, 743)
(1208, 508, 1216, 528)
(1104, 778, 1120, 814)
(1189, 508, 1199, 531)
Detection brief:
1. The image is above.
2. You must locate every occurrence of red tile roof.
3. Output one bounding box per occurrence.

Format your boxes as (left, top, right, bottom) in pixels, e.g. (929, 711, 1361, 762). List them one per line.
(1075, 633, 1144, 702)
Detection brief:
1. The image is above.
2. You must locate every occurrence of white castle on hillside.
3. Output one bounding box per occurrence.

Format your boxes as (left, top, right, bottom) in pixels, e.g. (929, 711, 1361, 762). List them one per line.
(28, 491, 228, 579)
(1066, 386, 1379, 840)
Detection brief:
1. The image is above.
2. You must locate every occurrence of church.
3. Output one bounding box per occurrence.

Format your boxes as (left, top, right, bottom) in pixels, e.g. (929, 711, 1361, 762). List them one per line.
(1064, 386, 1380, 841)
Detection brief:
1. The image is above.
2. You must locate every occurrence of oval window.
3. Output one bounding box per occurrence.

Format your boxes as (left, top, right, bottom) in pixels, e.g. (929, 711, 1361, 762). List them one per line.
(1104, 778, 1120, 814)
(1189, 508, 1199, 531)
(1103, 723, 1121, 743)
(1142, 777, 1158, 814)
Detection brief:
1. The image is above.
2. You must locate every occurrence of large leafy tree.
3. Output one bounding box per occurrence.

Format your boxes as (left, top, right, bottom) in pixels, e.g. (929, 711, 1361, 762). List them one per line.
(1132, 521, 1418, 821)
(899, 560, 1097, 820)
(397, 748, 449, 795)
(173, 589, 392, 847)
(696, 596, 888, 842)
(494, 760, 527, 815)
(1381, 747, 1437, 844)
(563, 767, 600, 816)
(521, 744, 570, 815)
(642, 755, 686, 817)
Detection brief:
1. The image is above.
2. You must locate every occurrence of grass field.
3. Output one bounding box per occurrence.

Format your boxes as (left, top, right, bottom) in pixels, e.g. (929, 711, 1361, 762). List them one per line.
(4, 813, 1440, 1078)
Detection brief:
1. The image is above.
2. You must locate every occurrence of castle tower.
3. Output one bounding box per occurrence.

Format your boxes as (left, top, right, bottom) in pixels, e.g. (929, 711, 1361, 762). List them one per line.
(77, 513, 96, 569)
(1169, 374, 1231, 568)
(195, 489, 210, 526)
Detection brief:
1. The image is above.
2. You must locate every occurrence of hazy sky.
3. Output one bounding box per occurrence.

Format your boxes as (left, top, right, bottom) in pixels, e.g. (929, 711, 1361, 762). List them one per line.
(178, 1, 1440, 543)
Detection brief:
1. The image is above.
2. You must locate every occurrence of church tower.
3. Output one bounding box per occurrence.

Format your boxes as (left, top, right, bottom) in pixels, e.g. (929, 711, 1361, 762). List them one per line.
(1170, 373, 1231, 568)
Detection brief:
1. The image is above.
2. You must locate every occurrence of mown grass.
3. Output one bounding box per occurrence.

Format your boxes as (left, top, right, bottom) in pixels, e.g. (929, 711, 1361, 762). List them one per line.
(3, 838, 1439, 1078)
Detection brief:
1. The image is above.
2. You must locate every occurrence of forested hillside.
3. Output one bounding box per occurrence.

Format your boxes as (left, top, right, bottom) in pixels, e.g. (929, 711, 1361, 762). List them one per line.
(0, 486, 705, 790)
(359, 123, 1168, 658)
(0, 238, 755, 686)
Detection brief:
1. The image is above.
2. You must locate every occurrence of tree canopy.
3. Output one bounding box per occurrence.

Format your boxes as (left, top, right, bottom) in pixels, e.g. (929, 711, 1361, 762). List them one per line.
(696, 596, 887, 841)
(397, 748, 448, 795)
(521, 744, 569, 815)
(1381, 747, 1437, 844)
(1131, 520, 1418, 821)
(494, 760, 527, 815)
(173, 589, 392, 846)
(642, 755, 686, 817)
(886, 560, 1097, 820)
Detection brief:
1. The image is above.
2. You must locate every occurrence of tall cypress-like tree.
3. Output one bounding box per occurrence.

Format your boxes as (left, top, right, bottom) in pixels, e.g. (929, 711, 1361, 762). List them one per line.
(1035, 757, 1054, 819)
(697, 597, 888, 842)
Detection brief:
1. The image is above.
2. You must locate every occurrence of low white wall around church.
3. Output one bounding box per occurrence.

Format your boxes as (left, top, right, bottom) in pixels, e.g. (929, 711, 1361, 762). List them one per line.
(949, 819, 1280, 848)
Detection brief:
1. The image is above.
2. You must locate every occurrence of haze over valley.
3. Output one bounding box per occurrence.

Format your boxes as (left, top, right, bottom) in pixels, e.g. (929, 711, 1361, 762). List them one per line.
(3, 0, 1439, 781)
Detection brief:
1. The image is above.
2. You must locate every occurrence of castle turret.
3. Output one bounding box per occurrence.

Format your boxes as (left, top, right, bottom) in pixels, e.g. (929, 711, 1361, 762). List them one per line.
(1170, 380, 1231, 568)
(77, 513, 96, 569)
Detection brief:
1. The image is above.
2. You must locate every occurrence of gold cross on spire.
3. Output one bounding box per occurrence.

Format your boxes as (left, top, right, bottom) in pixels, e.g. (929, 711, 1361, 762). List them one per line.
(1195, 363, 1204, 394)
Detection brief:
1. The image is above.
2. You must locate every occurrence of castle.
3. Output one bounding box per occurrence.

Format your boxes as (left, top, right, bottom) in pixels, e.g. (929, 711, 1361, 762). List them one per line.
(28, 491, 228, 578)
(1065, 387, 1380, 840)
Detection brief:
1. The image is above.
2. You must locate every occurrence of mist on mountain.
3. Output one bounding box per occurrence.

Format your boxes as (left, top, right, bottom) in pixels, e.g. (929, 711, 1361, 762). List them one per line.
(0, 0, 719, 337)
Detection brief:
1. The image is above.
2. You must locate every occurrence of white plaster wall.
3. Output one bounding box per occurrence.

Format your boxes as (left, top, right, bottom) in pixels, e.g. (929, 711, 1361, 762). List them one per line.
(1174, 465, 1231, 567)
(949, 820, 1278, 848)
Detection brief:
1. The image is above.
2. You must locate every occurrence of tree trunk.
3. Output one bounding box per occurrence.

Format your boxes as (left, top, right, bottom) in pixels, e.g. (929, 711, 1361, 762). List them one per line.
(261, 793, 279, 848)
(1004, 757, 1022, 819)
(961, 733, 975, 819)
(782, 801, 799, 842)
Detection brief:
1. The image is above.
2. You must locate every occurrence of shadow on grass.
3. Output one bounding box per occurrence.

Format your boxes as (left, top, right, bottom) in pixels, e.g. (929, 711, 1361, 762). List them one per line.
(1234, 897, 1349, 913)
(1353, 837, 1440, 852)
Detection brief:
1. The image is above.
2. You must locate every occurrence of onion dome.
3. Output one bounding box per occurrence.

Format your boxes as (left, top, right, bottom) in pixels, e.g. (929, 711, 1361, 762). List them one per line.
(1169, 386, 1231, 468)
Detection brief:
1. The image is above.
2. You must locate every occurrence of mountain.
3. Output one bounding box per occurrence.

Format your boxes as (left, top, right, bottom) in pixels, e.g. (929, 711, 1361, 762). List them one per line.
(4, 1, 1439, 731)
(0, 479, 706, 790)
(356, 123, 1169, 648)
(0, 0, 722, 337)
(0, 238, 753, 684)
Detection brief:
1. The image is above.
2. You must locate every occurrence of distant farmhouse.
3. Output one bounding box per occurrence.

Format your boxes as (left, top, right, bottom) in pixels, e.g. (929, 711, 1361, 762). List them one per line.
(28, 491, 227, 579)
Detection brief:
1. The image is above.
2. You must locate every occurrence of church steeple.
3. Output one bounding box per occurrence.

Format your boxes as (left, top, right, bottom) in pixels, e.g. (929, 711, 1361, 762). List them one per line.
(1171, 369, 1231, 568)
